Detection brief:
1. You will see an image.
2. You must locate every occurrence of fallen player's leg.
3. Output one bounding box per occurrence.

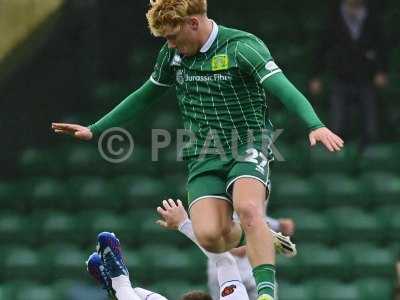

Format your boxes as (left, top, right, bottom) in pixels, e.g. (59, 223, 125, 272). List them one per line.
(94, 232, 168, 300)
(158, 199, 250, 300)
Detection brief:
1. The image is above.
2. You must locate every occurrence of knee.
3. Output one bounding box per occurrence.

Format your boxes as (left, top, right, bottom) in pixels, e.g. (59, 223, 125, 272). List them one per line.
(194, 227, 225, 253)
(235, 201, 264, 229)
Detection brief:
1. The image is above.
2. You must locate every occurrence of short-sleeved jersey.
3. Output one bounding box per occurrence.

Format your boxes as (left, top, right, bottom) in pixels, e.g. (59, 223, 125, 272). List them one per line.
(150, 24, 282, 159)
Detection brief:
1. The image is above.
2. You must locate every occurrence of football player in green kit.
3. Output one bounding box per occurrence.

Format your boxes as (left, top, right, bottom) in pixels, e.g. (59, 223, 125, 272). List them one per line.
(52, 1, 344, 299)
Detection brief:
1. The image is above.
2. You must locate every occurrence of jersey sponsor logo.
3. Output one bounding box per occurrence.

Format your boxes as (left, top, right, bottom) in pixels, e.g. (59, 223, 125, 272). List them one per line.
(175, 69, 232, 84)
(176, 69, 185, 85)
(265, 61, 279, 72)
(171, 54, 182, 66)
(221, 284, 237, 297)
(211, 54, 229, 71)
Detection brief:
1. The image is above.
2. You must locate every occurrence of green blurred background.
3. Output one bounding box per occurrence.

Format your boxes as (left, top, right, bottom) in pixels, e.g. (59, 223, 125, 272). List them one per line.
(0, 0, 399, 299)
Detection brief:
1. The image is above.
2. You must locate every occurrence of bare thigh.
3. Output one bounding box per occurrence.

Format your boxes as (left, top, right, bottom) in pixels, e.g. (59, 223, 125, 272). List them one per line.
(190, 198, 234, 251)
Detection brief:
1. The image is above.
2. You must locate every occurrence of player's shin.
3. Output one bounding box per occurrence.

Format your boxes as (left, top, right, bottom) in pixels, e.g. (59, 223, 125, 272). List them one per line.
(133, 287, 168, 300)
(111, 275, 142, 300)
(212, 254, 250, 300)
(244, 219, 276, 300)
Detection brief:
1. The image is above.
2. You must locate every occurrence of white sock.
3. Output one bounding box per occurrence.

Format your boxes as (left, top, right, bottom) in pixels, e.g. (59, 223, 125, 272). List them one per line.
(133, 287, 168, 300)
(179, 220, 250, 300)
(111, 275, 141, 300)
(213, 254, 249, 300)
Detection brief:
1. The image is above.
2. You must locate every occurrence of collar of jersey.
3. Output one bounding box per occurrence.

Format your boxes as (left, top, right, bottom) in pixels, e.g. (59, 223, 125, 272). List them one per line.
(200, 20, 218, 53)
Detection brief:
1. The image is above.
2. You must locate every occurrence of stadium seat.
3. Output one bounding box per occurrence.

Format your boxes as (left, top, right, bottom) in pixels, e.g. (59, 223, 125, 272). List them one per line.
(361, 172, 400, 205)
(0, 213, 29, 244)
(340, 243, 395, 277)
(255, 14, 287, 41)
(360, 143, 400, 172)
(0, 281, 35, 300)
(0, 181, 30, 210)
(276, 255, 301, 281)
(86, 211, 132, 244)
(376, 205, 400, 240)
(116, 176, 167, 209)
(18, 147, 62, 176)
(356, 277, 393, 300)
(39, 211, 78, 244)
(110, 145, 157, 176)
(158, 145, 188, 172)
(311, 279, 360, 300)
(140, 215, 188, 246)
(312, 174, 365, 207)
(139, 244, 192, 282)
(272, 174, 322, 208)
(182, 247, 208, 281)
(163, 173, 187, 199)
(325, 207, 380, 242)
(31, 177, 67, 210)
(273, 208, 332, 243)
(94, 81, 131, 109)
(54, 279, 108, 299)
(0, 282, 15, 299)
(14, 284, 59, 300)
(4, 247, 41, 281)
(65, 144, 107, 175)
(278, 281, 313, 300)
(270, 142, 309, 175)
(152, 111, 181, 130)
(123, 250, 142, 272)
(122, 210, 156, 246)
(297, 243, 348, 279)
(308, 143, 356, 174)
(66, 176, 121, 210)
(48, 245, 87, 280)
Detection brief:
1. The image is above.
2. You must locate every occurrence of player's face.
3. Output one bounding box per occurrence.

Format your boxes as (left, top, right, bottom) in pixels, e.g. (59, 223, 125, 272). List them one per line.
(163, 18, 201, 57)
(344, 0, 364, 14)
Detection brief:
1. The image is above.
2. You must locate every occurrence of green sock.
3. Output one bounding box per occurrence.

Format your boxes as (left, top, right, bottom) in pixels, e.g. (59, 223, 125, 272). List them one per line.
(253, 264, 276, 299)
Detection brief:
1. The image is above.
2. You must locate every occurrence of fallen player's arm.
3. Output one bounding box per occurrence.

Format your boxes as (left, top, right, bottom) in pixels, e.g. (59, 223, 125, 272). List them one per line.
(156, 199, 200, 248)
(88, 79, 169, 137)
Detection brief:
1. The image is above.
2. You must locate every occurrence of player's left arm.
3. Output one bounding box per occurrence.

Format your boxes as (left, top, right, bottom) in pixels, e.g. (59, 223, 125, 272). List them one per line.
(263, 73, 343, 152)
(236, 38, 344, 152)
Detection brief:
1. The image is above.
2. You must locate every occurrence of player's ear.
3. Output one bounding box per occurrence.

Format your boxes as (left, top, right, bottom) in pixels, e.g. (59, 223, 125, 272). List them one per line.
(187, 16, 200, 31)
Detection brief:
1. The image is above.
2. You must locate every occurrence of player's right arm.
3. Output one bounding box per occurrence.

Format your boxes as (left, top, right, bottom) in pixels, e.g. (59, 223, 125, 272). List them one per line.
(52, 44, 174, 140)
(52, 80, 167, 140)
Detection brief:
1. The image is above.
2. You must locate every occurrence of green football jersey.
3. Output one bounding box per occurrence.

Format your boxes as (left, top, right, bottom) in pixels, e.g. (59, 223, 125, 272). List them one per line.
(150, 22, 282, 159)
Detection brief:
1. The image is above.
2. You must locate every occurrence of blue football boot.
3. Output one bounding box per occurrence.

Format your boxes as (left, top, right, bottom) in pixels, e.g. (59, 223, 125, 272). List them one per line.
(97, 232, 129, 278)
(86, 252, 116, 299)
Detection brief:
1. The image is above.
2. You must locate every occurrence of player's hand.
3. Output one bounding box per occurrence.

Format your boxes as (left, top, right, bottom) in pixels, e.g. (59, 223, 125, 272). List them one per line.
(374, 72, 388, 89)
(309, 78, 323, 95)
(51, 123, 93, 140)
(309, 127, 344, 152)
(278, 218, 295, 236)
(156, 199, 188, 230)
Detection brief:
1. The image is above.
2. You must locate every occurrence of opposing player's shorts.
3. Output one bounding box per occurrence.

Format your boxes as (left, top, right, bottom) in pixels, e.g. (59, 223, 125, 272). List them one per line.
(186, 145, 273, 210)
